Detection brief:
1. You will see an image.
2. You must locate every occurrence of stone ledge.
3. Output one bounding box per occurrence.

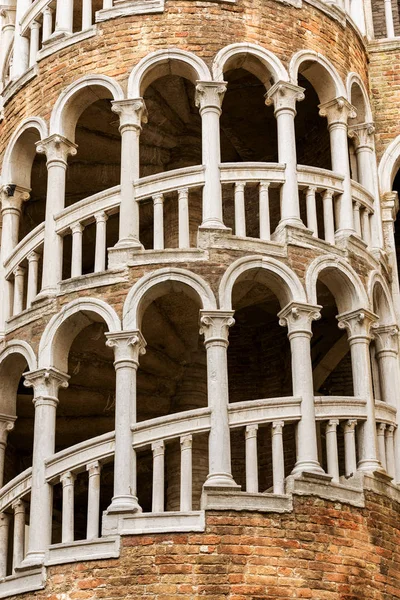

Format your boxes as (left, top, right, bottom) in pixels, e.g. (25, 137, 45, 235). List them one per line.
(103, 511, 206, 536)
(58, 268, 128, 294)
(127, 248, 208, 267)
(46, 536, 120, 566)
(201, 489, 293, 513)
(0, 568, 46, 599)
(197, 228, 286, 256)
(5, 297, 57, 335)
(286, 472, 365, 507)
(37, 27, 97, 61)
(363, 471, 400, 504)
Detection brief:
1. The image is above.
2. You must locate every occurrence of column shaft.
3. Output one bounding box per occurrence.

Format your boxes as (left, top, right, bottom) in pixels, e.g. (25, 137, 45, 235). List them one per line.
(12, 500, 26, 572)
(343, 420, 357, 477)
(152, 441, 165, 513)
(94, 212, 108, 273)
(272, 421, 285, 494)
(180, 435, 193, 511)
(326, 420, 339, 483)
(259, 182, 271, 241)
(61, 471, 75, 543)
(178, 188, 190, 248)
(87, 462, 101, 539)
(245, 425, 258, 493)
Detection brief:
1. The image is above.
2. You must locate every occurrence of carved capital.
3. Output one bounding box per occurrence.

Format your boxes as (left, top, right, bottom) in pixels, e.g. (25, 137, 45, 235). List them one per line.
(152, 440, 165, 456)
(348, 122, 375, 150)
(265, 81, 305, 114)
(105, 330, 147, 365)
(278, 302, 321, 336)
(337, 308, 378, 341)
(319, 97, 357, 126)
(326, 419, 340, 434)
(87, 460, 101, 477)
(199, 310, 235, 345)
(245, 424, 258, 439)
(24, 368, 69, 405)
(195, 81, 227, 113)
(0, 184, 30, 212)
(36, 134, 77, 164)
(111, 98, 148, 131)
(180, 434, 193, 451)
(372, 324, 399, 355)
(60, 470, 75, 486)
(343, 419, 357, 433)
(0, 417, 15, 445)
(272, 420, 285, 434)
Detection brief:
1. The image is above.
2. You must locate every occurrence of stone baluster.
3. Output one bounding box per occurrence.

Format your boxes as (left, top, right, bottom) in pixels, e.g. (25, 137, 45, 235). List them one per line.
(195, 82, 227, 230)
(180, 435, 192, 511)
(385, 425, 396, 479)
(272, 420, 285, 494)
(27, 251, 40, 308)
(377, 423, 387, 471)
(42, 7, 53, 42)
(82, 0, 93, 30)
(199, 311, 238, 488)
(353, 202, 362, 236)
(13, 266, 25, 316)
(94, 212, 108, 273)
(12, 500, 26, 572)
(29, 21, 40, 68)
(153, 193, 164, 250)
(245, 425, 258, 493)
(110, 99, 147, 257)
(61, 471, 75, 543)
(337, 310, 380, 472)
(105, 331, 146, 513)
(319, 98, 357, 238)
(343, 419, 357, 477)
(322, 189, 335, 244)
(71, 222, 84, 278)
(36, 135, 77, 298)
(22, 369, 69, 567)
(234, 182, 246, 237)
(178, 188, 190, 248)
(306, 186, 318, 237)
(361, 209, 371, 246)
(103, 0, 113, 7)
(0, 419, 15, 488)
(11, 0, 30, 79)
(54, 0, 74, 37)
(87, 461, 101, 539)
(266, 82, 305, 229)
(278, 303, 323, 474)
(152, 440, 165, 513)
(384, 0, 395, 37)
(0, 514, 10, 578)
(325, 420, 340, 483)
(259, 182, 271, 241)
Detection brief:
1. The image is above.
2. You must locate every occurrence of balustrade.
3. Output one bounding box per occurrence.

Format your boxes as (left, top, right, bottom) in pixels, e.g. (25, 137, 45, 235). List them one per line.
(0, 495, 29, 577)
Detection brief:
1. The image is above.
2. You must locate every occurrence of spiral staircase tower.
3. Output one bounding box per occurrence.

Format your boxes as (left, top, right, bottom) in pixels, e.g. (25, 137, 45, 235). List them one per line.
(0, 0, 400, 597)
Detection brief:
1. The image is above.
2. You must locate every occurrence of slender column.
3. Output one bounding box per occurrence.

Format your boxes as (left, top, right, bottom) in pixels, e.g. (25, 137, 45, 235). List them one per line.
(61, 471, 75, 543)
(105, 331, 146, 513)
(385, 425, 396, 479)
(306, 186, 318, 237)
(337, 309, 380, 471)
(94, 212, 108, 273)
(343, 419, 358, 477)
(71, 222, 84, 278)
(234, 182, 246, 237)
(22, 369, 69, 567)
(195, 82, 227, 229)
(11, 0, 30, 79)
(153, 193, 164, 250)
(86, 461, 101, 539)
(103, 0, 113, 7)
(111, 99, 147, 251)
(0, 419, 15, 488)
(27, 252, 40, 308)
(361, 209, 371, 246)
(36, 135, 77, 297)
(82, 0, 93, 29)
(178, 188, 190, 249)
(54, 0, 74, 36)
(353, 202, 362, 236)
(29, 21, 40, 68)
(322, 189, 335, 244)
(0, 10, 15, 84)
(12, 500, 26, 572)
(13, 266, 25, 316)
(245, 425, 258, 493)
(180, 435, 192, 512)
(152, 440, 165, 513)
(0, 514, 9, 578)
(377, 423, 387, 471)
(272, 420, 285, 494)
(259, 182, 271, 241)
(266, 82, 305, 228)
(200, 311, 238, 488)
(42, 7, 53, 42)
(278, 302, 323, 474)
(384, 0, 395, 37)
(319, 98, 357, 237)
(325, 419, 340, 483)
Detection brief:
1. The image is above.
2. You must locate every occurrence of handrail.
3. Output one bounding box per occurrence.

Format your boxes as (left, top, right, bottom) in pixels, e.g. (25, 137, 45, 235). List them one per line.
(228, 396, 302, 427)
(4, 222, 45, 279)
(20, 0, 52, 35)
(55, 186, 121, 234)
(0, 467, 32, 512)
(135, 164, 205, 201)
(297, 164, 345, 192)
(220, 162, 286, 184)
(351, 179, 375, 212)
(132, 407, 211, 448)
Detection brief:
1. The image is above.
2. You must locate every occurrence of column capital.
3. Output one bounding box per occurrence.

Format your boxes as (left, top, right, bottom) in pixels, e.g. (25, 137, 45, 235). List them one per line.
(245, 424, 258, 439)
(152, 439, 165, 455)
(318, 97, 357, 126)
(152, 193, 164, 205)
(387, 424, 395, 436)
(23, 367, 69, 405)
(348, 122, 375, 151)
(71, 222, 84, 235)
(111, 98, 148, 132)
(11, 499, 26, 513)
(377, 422, 386, 434)
(60, 470, 75, 486)
(27, 251, 40, 264)
(195, 81, 227, 114)
(180, 434, 193, 450)
(278, 302, 321, 336)
(337, 308, 378, 341)
(95, 211, 108, 224)
(0, 184, 30, 212)
(381, 191, 398, 223)
(326, 419, 340, 433)
(265, 81, 305, 115)
(199, 310, 235, 346)
(36, 134, 77, 164)
(372, 324, 399, 355)
(0, 416, 16, 445)
(87, 460, 101, 476)
(105, 330, 147, 365)
(343, 419, 357, 432)
(272, 420, 285, 433)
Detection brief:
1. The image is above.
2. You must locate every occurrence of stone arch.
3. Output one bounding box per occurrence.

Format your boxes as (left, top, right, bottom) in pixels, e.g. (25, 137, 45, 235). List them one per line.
(368, 271, 396, 325)
(128, 48, 211, 98)
(212, 43, 288, 88)
(346, 72, 373, 124)
(0, 341, 37, 415)
(123, 268, 217, 330)
(1, 116, 48, 189)
(219, 256, 306, 310)
(39, 298, 121, 372)
(289, 50, 347, 104)
(50, 74, 125, 142)
(306, 255, 369, 313)
(378, 135, 400, 194)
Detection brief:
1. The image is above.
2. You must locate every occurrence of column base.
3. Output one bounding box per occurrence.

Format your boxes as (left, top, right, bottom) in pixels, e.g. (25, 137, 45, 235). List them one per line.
(19, 552, 46, 570)
(291, 460, 325, 475)
(278, 217, 306, 229)
(199, 219, 229, 230)
(203, 472, 240, 489)
(106, 494, 142, 514)
(108, 240, 144, 268)
(34, 287, 58, 302)
(357, 458, 382, 472)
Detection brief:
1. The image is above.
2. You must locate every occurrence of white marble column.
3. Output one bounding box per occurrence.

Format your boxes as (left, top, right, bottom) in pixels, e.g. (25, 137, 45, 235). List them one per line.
(94, 212, 108, 273)
(0, 10, 15, 84)
(306, 186, 318, 237)
(0, 513, 9, 578)
(36, 135, 77, 297)
(319, 98, 357, 238)
(325, 419, 340, 483)
(152, 440, 165, 513)
(22, 368, 69, 567)
(338, 309, 380, 471)
(82, 0, 93, 29)
(200, 311, 238, 488)
(343, 419, 358, 477)
(153, 193, 164, 250)
(178, 188, 190, 249)
(180, 434, 192, 511)
(53, 0, 74, 37)
(278, 302, 323, 474)
(272, 420, 285, 494)
(322, 189, 335, 244)
(259, 182, 271, 241)
(61, 471, 75, 543)
(266, 82, 305, 229)
(245, 425, 258, 493)
(0, 418, 15, 488)
(13, 265, 25, 315)
(105, 331, 146, 513)
(385, 425, 396, 479)
(42, 7, 53, 42)
(29, 21, 40, 68)
(11, 0, 30, 79)
(377, 423, 387, 471)
(384, 0, 395, 37)
(195, 82, 227, 230)
(12, 499, 26, 572)
(86, 461, 101, 539)
(71, 222, 84, 278)
(111, 99, 147, 253)
(234, 182, 246, 237)
(27, 251, 40, 308)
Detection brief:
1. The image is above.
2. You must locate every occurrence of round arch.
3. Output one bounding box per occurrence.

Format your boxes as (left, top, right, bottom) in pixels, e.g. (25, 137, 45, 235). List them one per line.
(0, 341, 37, 416)
(212, 43, 288, 88)
(346, 72, 373, 124)
(378, 135, 400, 194)
(128, 49, 211, 98)
(50, 74, 125, 142)
(306, 255, 369, 313)
(219, 256, 307, 310)
(368, 271, 396, 325)
(39, 298, 121, 372)
(123, 268, 217, 330)
(289, 50, 347, 104)
(1, 116, 48, 188)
